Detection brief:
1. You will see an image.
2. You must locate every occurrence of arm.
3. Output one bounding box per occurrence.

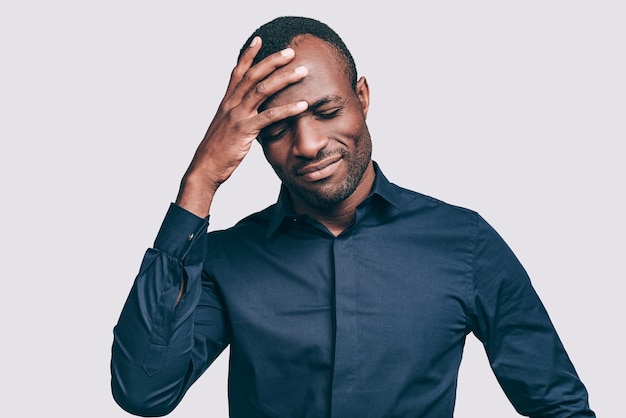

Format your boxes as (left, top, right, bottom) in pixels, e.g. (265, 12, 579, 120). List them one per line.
(175, 36, 308, 218)
(111, 204, 226, 416)
(111, 37, 309, 416)
(469, 215, 594, 417)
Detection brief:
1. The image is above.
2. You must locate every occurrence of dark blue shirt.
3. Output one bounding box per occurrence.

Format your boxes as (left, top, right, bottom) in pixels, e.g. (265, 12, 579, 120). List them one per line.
(111, 164, 594, 417)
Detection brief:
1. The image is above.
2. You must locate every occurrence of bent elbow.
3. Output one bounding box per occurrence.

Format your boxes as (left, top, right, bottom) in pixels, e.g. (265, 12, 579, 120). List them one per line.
(111, 381, 180, 417)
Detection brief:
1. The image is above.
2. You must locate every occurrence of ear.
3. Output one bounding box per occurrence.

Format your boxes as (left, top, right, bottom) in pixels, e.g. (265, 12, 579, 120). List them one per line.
(355, 76, 370, 118)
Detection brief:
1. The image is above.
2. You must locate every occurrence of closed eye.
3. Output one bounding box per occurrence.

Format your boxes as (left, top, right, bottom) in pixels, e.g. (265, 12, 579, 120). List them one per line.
(315, 108, 342, 120)
(259, 122, 290, 142)
(260, 128, 287, 142)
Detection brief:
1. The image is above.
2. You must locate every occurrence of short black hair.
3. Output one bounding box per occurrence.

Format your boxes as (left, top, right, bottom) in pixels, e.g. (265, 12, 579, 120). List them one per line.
(238, 16, 358, 90)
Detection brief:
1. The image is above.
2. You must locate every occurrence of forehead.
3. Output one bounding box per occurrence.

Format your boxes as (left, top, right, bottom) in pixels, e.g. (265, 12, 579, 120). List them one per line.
(265, 35, 353, 107)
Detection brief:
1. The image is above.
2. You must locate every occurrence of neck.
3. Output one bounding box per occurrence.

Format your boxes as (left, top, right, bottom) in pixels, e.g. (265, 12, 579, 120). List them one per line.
(290, 161, 375, 236)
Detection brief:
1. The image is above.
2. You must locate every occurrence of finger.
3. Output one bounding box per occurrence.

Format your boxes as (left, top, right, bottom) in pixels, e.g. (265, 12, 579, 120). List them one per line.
(253, 100, 309, 132)
(242, 63, 308, 111)
(225, 36, 262, 95)
(230, 47, 302, 104)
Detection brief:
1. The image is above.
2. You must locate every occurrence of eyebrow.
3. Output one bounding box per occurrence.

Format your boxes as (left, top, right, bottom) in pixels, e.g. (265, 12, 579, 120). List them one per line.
(308, 95, 346, 111)
(259, 95, 347, 132)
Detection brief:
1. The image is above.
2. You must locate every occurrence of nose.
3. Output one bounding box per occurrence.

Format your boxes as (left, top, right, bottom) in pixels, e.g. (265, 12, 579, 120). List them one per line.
(292, 117, 329, 159)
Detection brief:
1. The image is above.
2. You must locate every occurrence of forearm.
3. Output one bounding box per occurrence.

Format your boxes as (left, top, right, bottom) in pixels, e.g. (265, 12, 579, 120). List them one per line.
(111, 205, 227, 416)
(175, 165, 220, 219)
(471, 215, 594, 417)
(111, 38, 311, 415)
(111, 255, 202, 416)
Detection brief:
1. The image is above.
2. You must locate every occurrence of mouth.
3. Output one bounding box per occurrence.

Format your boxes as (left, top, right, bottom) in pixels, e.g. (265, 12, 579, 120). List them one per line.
(296, 155, 343, 181)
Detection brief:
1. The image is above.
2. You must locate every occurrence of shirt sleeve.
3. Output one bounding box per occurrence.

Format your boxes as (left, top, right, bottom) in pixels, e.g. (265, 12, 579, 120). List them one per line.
(111, 204, 231, 416)
(469, 215, 595, 417)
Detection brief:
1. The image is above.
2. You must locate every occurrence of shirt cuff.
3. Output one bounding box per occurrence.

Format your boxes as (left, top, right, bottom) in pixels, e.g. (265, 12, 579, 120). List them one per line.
(154, 203, 209, 263)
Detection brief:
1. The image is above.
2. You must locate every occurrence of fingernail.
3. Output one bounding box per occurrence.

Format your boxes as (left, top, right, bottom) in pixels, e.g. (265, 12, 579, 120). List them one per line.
(296, 101, 308, 109)
(281, 48, 294, 57)
(294, 66, 307, 75)
(250, 36, 260, 47)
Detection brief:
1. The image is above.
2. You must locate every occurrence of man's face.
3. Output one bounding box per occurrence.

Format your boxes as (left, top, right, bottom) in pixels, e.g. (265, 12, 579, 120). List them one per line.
(259, 35, 372, 210)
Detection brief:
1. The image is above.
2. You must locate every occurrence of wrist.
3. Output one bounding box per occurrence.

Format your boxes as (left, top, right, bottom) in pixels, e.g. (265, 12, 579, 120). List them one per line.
(175, 172, 219, 218)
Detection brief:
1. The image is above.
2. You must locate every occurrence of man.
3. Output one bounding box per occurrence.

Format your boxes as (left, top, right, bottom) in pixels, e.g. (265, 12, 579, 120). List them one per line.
(111, 16, 594, 417)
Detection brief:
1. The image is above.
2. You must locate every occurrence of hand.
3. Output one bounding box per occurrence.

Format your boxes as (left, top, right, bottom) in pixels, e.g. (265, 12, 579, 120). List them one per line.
(176, 36, 309, 217)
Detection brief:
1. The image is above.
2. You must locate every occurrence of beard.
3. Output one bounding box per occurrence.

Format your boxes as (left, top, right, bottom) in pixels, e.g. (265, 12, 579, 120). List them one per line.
(274, 125, 372, 209)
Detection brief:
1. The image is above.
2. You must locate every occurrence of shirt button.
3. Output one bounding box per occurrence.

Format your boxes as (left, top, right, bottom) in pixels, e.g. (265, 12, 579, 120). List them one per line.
(187, 233, 194, 241)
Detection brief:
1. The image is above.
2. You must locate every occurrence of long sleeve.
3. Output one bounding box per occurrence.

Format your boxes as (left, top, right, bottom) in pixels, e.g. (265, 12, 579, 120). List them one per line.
(469, 215, 594, 417)
(111, 204, 230, 416)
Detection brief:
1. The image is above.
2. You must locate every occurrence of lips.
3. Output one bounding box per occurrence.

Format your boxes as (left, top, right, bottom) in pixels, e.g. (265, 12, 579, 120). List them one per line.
(296, 155, 343, 181)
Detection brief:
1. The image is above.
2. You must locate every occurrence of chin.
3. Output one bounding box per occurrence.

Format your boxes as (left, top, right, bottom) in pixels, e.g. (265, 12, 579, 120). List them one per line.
(292, 179, 356, 209)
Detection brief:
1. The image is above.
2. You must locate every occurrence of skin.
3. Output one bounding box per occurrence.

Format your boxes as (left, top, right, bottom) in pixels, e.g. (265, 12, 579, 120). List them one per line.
(176, 35, 375, 236)
(258, 35, 375, 235)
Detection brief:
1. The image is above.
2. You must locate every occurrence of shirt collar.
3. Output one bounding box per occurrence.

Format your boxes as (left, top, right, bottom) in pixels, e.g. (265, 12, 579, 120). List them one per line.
(266, 161, 405, 237)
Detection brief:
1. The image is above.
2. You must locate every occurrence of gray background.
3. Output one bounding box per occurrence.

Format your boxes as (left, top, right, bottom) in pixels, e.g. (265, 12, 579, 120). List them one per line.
(2, 1, 623, 416)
